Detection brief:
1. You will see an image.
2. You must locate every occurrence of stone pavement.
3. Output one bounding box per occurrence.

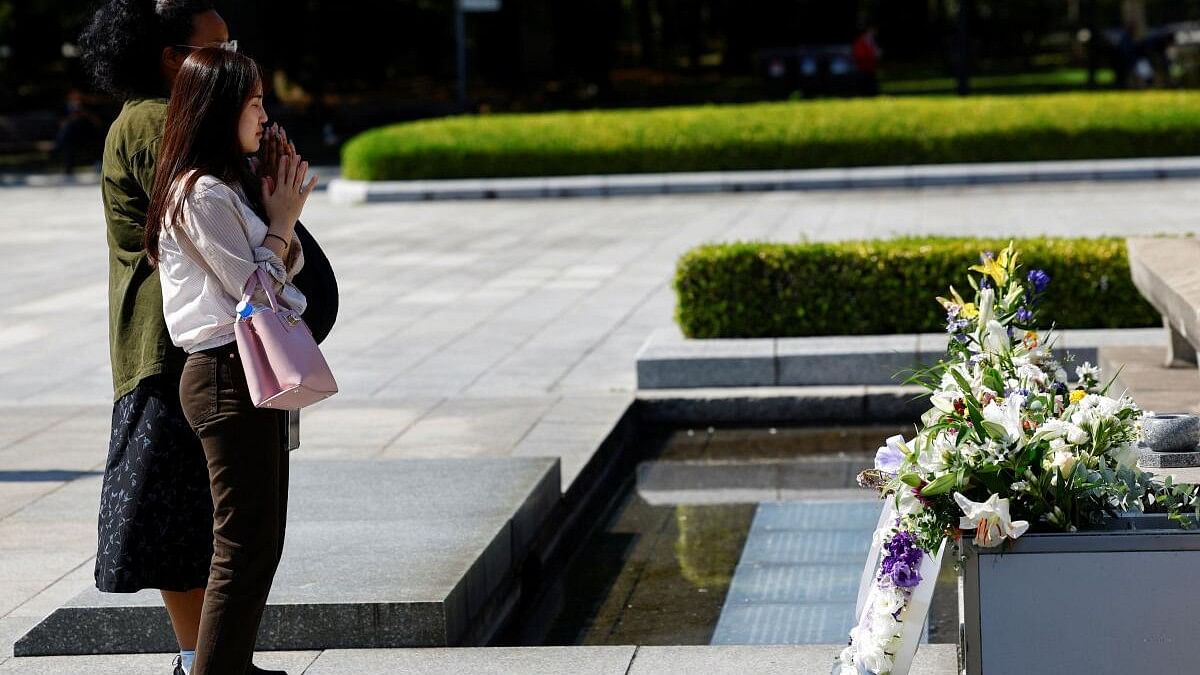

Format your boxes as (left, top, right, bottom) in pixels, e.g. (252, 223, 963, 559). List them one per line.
(3, 178, 1199, 670)
(0, 644, 958, 674)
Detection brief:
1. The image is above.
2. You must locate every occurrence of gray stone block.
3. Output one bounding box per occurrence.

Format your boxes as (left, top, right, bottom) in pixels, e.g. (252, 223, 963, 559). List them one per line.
(1156, 157, 1200, 179)
(865, 385, 929, 422)
(427, 179, 489, 200)
(603, 174, 666, 196)
(544, 176, 607, 198)
(304, 646, 637, 675)
(776, 334, 920, 386)
(1030, 160, 1098, 182)
(722, 171, 786, 192)
(779, 168, 850, 190)
(636, 336, 775, 389)
(1094, 158, 1161, 181)
(662, 172, 725, 194)
(1136, 445, 1200, 468)
(16, 458, 561, 656)
(363, 181, 431, 202)
(1128, 238, 1200, 359)
(484, 178, 550, 199)
(843, 166, 910, 189)
(904, 164, 976, 187)
(637, 386, 872, 426)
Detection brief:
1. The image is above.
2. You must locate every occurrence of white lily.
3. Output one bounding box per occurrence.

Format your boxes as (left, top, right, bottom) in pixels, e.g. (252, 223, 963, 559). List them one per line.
(1030, 418, 1067, 443)
(977, 287, 995, 326)
(953, 492, 1030, 548)
(1048, 448, 1077, 476)
(917, 432, 951, 473)
(930, 390, 958, 414)
(981, 394, 1026, 447)
(1109, 443, 1139, 470)
(983, 319, 1011, 354)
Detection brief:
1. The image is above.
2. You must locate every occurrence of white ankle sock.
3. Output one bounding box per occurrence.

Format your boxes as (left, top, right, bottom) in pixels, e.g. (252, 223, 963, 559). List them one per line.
(180, 650, 196, 673)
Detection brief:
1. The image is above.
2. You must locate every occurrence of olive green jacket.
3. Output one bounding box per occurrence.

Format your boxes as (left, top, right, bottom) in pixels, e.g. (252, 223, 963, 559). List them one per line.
(102, 98, 186, 400)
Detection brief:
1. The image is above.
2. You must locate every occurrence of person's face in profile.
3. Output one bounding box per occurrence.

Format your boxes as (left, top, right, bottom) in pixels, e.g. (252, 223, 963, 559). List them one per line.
(238, 83, 268, 154)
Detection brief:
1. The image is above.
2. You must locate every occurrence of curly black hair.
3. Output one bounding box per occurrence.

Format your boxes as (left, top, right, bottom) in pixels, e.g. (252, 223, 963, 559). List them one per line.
(79, 0, 215, 100)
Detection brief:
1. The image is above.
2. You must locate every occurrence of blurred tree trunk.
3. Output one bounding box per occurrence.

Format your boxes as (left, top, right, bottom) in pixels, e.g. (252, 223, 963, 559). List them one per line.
(634, 0, 656, 67)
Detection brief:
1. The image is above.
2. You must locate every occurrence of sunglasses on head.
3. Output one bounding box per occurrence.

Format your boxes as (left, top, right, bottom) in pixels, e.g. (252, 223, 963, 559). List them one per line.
(174, 40, 239, 53)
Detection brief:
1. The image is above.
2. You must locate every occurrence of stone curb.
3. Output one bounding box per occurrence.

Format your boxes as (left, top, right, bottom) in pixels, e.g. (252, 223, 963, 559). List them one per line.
(328, 157, 1200, 204)
(636, 328, 1163, 390)
(636, 385, 930, 426)
(0, 166, 342, 190)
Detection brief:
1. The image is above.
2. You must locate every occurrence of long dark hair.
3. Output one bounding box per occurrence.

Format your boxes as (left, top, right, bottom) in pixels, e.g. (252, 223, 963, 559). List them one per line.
(145, 48, 263, 265)
(80, 0, 215, 100)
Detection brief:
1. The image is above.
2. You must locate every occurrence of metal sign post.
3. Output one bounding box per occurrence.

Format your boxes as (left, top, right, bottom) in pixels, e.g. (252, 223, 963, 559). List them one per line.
(455, 0, 501, 111)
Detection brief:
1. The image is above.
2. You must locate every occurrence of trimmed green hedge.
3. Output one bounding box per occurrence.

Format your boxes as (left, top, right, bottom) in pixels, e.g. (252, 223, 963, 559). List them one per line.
(674, 238, 1159, 338)
(343, 92, 1200, 180)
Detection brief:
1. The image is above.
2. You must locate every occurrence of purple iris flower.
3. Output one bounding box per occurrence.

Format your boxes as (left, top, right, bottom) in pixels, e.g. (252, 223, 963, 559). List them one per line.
(881, 530, 924, 588)
(1015, 307, 1033, 323)
(1027, 269, 1051, 293)
(890, 561, 922, 588)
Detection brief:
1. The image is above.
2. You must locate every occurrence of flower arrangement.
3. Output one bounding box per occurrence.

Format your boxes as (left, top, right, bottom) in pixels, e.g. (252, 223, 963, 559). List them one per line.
(837, 242, 1200, 675)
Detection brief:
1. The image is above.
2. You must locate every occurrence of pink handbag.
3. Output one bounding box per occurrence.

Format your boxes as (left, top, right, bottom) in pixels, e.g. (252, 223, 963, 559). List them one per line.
(234, 268, 338, 409)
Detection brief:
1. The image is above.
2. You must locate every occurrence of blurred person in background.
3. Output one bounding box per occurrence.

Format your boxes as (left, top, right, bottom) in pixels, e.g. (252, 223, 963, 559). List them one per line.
(853, 24, 881, 96)
(53, 88, 102, 176)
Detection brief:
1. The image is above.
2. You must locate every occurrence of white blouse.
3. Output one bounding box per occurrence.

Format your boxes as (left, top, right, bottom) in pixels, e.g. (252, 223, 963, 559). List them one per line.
(158, 173, 306, 353)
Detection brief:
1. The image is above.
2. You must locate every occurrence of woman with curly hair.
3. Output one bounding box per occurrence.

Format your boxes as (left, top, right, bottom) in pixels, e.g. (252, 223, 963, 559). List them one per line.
(80, 2, 294, 673)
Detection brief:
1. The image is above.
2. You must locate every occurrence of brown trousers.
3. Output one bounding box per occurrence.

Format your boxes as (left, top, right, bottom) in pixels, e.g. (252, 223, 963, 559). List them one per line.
(179, 343, 289, 675)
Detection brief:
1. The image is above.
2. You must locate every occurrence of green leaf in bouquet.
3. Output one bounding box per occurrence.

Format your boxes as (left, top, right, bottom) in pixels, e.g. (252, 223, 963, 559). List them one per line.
(1099, 363, 1126, 397)
(981, 420, 1008, 440)
(983, 367, 1005, 396)
(978, 473, 1008, 495)
(948, 368, 977, 405)
(922, 473, 958, 496)
(900, 473, 924, 488)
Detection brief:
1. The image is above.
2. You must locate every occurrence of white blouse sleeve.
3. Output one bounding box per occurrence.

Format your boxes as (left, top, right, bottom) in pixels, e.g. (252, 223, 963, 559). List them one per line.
(181, 184, 289, 300)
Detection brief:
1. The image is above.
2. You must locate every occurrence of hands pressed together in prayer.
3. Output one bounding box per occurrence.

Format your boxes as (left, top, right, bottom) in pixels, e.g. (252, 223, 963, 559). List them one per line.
(255, 123, 315, 268)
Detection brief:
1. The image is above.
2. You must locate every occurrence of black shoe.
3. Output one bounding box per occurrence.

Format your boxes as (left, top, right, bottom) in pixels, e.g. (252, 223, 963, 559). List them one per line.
(248, 665, 287, 675)
(171, 655, 186, 675)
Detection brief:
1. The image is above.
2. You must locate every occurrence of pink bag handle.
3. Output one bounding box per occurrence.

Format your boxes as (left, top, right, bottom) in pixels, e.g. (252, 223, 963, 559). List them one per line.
(239, 268, 281, 314)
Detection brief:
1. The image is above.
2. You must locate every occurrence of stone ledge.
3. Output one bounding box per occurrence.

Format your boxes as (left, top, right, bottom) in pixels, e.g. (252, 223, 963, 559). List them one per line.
(636, 385, 929, 426)
(328, 157, 1200, 204)
(637, 328, 1162, 390)
(15, 458, 561, 656)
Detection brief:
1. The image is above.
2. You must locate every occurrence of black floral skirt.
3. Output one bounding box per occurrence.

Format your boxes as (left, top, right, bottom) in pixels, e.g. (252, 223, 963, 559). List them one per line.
(94, 372, 213, 593)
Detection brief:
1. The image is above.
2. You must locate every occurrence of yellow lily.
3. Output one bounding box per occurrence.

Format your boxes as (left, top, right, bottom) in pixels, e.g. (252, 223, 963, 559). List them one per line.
(936, 286, 976, 317)
(969, 243, 1019, 288)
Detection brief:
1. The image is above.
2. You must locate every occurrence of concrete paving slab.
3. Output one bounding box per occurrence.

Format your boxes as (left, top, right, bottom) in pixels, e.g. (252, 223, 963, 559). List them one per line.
(305, 646, 637, 675)
(0, 651, 319, 674)
(627, 644, 956, 674)
(15, 458, 560, 655)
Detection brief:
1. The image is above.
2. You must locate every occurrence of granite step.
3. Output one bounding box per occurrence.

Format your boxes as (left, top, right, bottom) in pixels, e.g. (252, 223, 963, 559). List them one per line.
(15, 458, 560, 656)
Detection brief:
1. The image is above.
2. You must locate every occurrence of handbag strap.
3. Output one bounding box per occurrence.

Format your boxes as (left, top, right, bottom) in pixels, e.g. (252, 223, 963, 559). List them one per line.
(240, 267, 282, 314)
